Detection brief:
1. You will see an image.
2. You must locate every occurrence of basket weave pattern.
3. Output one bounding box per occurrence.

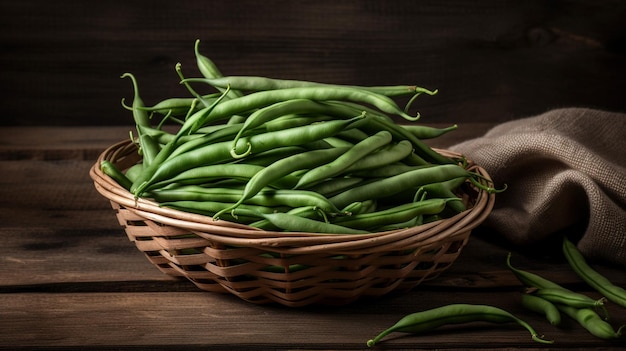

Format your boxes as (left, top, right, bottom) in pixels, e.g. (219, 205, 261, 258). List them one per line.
(91, 140, 495, 306)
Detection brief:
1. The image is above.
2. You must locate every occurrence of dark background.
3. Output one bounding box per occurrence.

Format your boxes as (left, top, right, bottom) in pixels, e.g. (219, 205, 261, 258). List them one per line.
(1, 0, 625, 126)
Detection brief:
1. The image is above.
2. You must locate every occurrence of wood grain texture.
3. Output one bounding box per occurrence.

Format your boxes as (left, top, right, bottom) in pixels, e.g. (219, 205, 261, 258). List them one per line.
(1, 0, 624, 126)
(1, 127, 625, 349)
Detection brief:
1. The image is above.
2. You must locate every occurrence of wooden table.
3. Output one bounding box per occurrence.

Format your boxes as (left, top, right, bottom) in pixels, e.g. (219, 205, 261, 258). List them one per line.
(1, 125, 624, 350)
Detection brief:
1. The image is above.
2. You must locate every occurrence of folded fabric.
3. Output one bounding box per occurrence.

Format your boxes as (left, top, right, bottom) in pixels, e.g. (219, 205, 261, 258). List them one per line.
(450, 108, 626, 267)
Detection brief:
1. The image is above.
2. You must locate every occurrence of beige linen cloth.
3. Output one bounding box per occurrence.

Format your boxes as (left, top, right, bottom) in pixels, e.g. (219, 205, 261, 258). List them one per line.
(450, 108, 626, 266)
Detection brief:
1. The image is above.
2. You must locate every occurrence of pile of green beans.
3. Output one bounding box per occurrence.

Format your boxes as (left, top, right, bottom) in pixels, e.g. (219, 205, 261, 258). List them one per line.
(104, 39, 502, 234)
(508, 252, 625, 340)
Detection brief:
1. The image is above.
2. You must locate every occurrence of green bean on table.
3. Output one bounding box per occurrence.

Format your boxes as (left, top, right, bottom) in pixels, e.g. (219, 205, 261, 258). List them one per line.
(563, 237, 626, 308)
(366, 304, 553, 346)
(520, 293, 562, 326)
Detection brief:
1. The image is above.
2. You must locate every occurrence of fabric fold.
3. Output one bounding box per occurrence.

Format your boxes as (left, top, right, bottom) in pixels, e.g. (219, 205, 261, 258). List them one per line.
(450, 108, 626, 266)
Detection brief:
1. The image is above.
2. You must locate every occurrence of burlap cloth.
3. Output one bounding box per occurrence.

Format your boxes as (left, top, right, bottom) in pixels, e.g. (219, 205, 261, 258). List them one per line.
(450, 108, 626, 267)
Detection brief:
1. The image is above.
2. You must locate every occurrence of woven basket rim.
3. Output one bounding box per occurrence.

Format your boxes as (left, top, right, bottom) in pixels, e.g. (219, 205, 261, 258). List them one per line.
(90, 139, 495, 254)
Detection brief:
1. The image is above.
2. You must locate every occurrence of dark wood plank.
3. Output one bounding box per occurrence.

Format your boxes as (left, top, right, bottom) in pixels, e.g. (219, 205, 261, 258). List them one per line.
(2, 288, 625, 350)
(1, 1, 624, 126)
(2, 126, 625, 349)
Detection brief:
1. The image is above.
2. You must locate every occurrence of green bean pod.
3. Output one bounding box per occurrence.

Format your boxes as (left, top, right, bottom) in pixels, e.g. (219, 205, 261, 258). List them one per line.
(120, 73, 150, 127)
(194, 39, 243, 100)
(160, 200, 282, 224)
(506, 253, 565, 290)
(532, 288, 607, 312)
(340, 140, 414, 175)
(556, 304, 624, 340)
(416, 177, 469, 213)
(295, 130, 393, 189)
(366, 304, 552, 347)
(329, 163, 471, 209)
(508, 253, 609, 319)
(182, 75, 437, 98)
(521, 293, 562, 326)
(101, 160, 133, 191)
(248, 206, 324, 230)
(229, 98, 365, 158)
(563, 237, 626, 308)
(257, 212, 369, 234)
(332, 198, 454, 230)
(212, 146, 350, 220)
(134, 124, 160, 167)
(151, 186, 340, 215)
(181, 85, 420, 126)
(403, 124, 458, 139)
(132, 115, 365, 196)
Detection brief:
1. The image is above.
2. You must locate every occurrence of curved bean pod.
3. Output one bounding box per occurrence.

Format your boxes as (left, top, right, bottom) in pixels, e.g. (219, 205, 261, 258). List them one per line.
(521, 293, 562, 326)
(212, 147, 349, 219)
(563, 237, 626, 308)
(295, 130, 393, 189)
(132, 114, 365, 196)
(366, 304, 552, 346)
(341, 140, 414, 175)
(229, 98, 364, 158)
(258, 212, 369, 234)
(333, 198, 454, 230)
(329, 163, 471, 209)
(556, 304, 624, 340)
(182, 75, 438, 97)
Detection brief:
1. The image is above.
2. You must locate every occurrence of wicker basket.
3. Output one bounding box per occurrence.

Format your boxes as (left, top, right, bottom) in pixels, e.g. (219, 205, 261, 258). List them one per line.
(90, 139, 495, 307)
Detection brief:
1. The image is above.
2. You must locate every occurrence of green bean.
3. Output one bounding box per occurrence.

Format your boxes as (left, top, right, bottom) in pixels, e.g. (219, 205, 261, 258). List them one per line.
(333, 198, 455, 230)
(257, 212, 369, 234)
(194, 39, 243, 101)
(132, 114, 365, 196)
(160, 200, 281, 223)
(506, 253, 565, 290)
(124, 163, 143, 183)
(563, 236, 626, 308)
(415, 177, 468, 213)
(166, 123, 265, 160)
(264, 114, 334, 131)
(134, 124, 160, 167)
(120, 73, 150, 127)
(334, 127, 371, 144)
(235, 146, 306, 166)
(349, 163, 428, 178)
(229, 98, 363, 158)
(507, 253, 609, 319)
(212, 146, 350, 219)
(366, 114, 454, 165)
(182, 75, 438, 98)
(295, 131, 393, 189)
(129, 89, 229, 195)
(305, 176, 367, 198)
(366, 304, 552, 346)
(151, 186, 340, 215)
(341, 199, 377, 216)
(403, 124, 458, 139)
(532, 288, 607, 312)
(322, 137, 354, 148)
(329, 163, 471, 209)
(122, 94, 218, 117)
(521, 293, 562, 326)
(332, 101, 451, 164)
(146, 164, 298, 191)
(341, 140, 413, 174)
(182, 85, 420, 126)
(248, 206, 325, 230)
(556, 304, 624, 340)
(100, 160, 133, 191)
